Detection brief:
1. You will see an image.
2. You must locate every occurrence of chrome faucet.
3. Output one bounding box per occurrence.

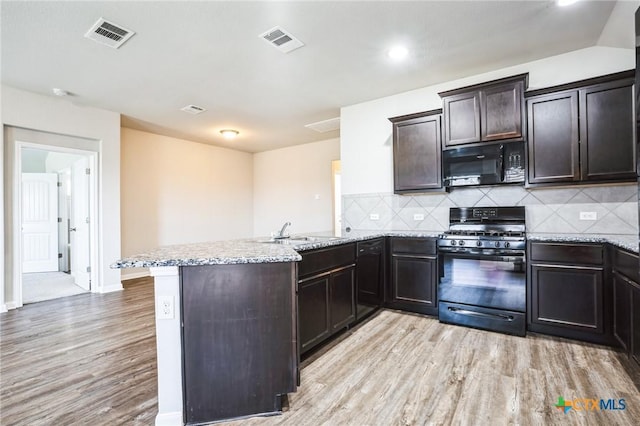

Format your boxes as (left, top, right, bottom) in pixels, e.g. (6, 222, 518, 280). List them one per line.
(275, 221, 291, 239)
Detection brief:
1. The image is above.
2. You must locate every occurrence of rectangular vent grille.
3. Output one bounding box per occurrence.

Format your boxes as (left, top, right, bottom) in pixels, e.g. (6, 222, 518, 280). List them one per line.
(304, 117, 341, 133)
(259, 26, 304, 54)
(85, 18, 135, 49)
(180, 105, 207, 115)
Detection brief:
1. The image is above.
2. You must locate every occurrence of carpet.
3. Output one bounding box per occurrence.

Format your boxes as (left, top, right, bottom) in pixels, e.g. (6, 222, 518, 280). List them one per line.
(22, 272, 88, 304)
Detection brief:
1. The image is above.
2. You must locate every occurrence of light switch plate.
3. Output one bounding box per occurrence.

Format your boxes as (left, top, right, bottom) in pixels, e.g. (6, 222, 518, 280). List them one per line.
(370, 213, 380, 221)
(579, 211, 597, 221)
(413, 213, 425, 221)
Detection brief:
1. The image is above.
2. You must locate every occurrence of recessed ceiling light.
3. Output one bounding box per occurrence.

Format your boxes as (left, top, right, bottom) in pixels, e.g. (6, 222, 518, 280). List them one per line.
(388, 46, 408, 61)
(220, 129, 239, 140)
(557, 0, 579, 6)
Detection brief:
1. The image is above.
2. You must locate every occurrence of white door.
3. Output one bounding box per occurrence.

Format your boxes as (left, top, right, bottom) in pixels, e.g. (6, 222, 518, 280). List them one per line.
(22, 173, 59, 273)
(70, 158, 91, 290)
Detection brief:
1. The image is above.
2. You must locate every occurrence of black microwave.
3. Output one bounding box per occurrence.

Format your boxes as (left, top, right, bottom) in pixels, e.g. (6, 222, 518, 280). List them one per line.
(442, 142, 525, 188)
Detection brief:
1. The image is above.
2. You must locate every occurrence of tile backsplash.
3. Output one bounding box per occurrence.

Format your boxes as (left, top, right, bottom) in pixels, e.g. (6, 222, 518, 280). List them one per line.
(342, 185, 638, 235)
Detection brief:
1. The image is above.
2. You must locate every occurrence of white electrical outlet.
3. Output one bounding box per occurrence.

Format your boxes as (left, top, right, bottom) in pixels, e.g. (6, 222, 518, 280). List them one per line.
(370, 213, 380, 221)
(413, 213, 425, 221)
(579, 211, 597, 221)
(157, 295, 174, 320)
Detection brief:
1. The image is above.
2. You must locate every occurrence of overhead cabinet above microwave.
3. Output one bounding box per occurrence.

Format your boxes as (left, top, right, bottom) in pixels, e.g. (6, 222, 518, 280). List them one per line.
(439, 74, 528, 147)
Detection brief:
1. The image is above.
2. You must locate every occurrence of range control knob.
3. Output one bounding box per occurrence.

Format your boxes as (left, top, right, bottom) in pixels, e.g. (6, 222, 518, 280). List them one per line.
(459, 240, 465, 246)
(504, 242, 511, 248)
(476, 241, 482, 247)
(495, 241, 500, 248)
(451, 240, 456, 246)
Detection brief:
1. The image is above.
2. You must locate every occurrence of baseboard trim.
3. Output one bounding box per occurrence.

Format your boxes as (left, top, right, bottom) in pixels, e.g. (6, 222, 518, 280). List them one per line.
(0, 304, 7, 313)
(155, 411, 182, 426)
(121, 271, 150, 281)
(5, 301, 18, 310)
(99, 283, 124, 294)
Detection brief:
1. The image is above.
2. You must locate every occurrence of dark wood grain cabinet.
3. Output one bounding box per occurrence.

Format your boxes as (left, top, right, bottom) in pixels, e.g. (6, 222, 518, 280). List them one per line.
(387, 237, 438, 316)
(356, 238, 384, 320)
(528, 242, 610, 345)
(526, 71, 635, 186)
(610, 246, 640, 368)
(389, 110, 443, 193)
(439, 74, 526, 147)
(298, 243, 356, 355)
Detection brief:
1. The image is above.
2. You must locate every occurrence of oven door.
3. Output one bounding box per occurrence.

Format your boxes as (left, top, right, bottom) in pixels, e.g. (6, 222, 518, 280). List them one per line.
(438, 251, 526, 312)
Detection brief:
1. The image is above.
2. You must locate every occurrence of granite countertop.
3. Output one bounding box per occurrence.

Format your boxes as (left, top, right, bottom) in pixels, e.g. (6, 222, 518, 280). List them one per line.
(113, 230, 638, 268)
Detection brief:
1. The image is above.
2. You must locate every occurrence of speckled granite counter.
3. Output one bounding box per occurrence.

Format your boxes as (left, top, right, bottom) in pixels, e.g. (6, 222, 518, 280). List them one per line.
(527, 233, 639, 253)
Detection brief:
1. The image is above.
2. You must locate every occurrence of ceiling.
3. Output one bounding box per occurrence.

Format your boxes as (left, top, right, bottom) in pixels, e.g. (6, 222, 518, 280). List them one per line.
(1, 1, 635, 153)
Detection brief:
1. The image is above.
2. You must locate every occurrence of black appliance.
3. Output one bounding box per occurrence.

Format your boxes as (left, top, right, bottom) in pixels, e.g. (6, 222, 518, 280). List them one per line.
(438, 206, 526, 336)
(442, 142, 525, 188)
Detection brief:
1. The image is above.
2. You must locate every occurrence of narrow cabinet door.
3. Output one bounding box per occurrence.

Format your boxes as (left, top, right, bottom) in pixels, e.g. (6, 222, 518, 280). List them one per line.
(612, 273, 632, 351)
(298, 275, 330, 353)
(392, 255, 437, 307)
(330, 266, 356, 331)
(579, 79, 635, 181)
(443, 91, 481, 146)
(480, 80, 524, 142)
(632, 283, 640, 367)
(526, 91, 579, 184)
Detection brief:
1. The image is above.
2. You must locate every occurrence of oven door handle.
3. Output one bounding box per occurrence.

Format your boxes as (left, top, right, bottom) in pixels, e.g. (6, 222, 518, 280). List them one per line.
(439, 251, 525, 262)
(447, 306, 515, 322)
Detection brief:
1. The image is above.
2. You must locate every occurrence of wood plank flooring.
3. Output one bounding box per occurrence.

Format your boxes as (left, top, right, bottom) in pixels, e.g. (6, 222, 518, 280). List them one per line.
(2, 277, 639, 425)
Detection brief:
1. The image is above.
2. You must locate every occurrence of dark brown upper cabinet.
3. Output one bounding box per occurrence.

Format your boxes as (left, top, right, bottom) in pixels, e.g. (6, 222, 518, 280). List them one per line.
(389, 110, 443, 194)
(439, 74, 527, 147)
(526, 71, 635, 186)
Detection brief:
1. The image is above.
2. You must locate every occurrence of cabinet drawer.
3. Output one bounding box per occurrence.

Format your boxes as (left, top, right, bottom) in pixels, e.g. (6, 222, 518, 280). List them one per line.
(357, 239, 383, 255)
(611, 247, 639, 283)
(390, 237, 436, 255)
(298, 243, 356, 278)
(529, 242, 603, 265)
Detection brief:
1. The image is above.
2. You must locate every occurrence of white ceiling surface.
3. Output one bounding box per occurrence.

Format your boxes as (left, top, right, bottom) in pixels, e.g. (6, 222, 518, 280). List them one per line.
(1, 1, 635, 153)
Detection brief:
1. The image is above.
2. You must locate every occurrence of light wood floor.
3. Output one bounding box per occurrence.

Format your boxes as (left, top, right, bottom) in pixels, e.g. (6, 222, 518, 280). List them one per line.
(2, 277, 639, 425)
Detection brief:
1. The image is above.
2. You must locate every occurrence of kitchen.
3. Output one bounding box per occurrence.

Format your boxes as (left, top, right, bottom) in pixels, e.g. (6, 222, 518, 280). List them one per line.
(2, 1, 640, 425)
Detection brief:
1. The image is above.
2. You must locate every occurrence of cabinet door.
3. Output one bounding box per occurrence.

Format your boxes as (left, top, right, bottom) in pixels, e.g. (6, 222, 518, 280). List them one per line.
(612, 272, 632, 351)
(356, 240, 383, 318)
(393, 114, 442, 192)
(480, 80, 524, 142)
(530, 264, 604, 333)
(526, 91, 579, 184)
(579, 79, 636, 182)
(298, 275, 330, 353)
(632, 283, 640, 367)
(391, 255, 437, 308)
(443, 91, 481, 146)
(330, 266, 356, 331)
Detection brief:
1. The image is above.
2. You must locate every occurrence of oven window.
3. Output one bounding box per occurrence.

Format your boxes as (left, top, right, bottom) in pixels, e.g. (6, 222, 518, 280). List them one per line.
(439, 254, 526, 312)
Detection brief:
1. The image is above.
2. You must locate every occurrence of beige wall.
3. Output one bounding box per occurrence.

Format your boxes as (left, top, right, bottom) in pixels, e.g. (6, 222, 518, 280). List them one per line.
(121, 128, 254, 279)
(1, 85, 121, 310)
(253, 138, 340, 237)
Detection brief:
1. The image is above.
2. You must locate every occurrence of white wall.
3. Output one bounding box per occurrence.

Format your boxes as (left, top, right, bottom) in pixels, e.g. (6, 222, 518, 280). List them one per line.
(341, 46, 635, 195)
(120, 128, 254, 279)
(253, 138, 340, 237)
(1, 85, 122, 308)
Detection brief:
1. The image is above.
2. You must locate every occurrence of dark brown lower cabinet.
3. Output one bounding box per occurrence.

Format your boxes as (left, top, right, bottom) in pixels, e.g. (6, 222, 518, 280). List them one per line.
(528, 242, 610, 345)
(613, 272, 632, 351)
(611, 245, 640, 368)
(632, 285, 640, 367)
(387, 237, 438, 316)
(356, 239, 384, 320)
(181, 263, 297, 425)
(298, 243, 356, 356)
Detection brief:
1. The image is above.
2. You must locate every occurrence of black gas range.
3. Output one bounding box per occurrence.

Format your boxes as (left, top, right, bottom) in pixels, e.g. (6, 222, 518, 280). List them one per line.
(437, 207, 527, 336)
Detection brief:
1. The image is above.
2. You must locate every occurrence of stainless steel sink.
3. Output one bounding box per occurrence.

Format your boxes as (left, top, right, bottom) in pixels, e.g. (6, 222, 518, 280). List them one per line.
(255, 235, 344, 244)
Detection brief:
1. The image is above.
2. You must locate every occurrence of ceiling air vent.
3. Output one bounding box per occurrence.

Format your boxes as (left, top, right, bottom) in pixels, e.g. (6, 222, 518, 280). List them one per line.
(305, 117, 341, 133)
(180, 105, 207, 115)
(259, 26, 304, 54)
(84, 18, 135, 49)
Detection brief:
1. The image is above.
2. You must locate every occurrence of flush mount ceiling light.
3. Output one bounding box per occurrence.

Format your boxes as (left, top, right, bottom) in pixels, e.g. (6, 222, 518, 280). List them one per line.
(220, 129, 239, 140)
(52, 88, 69, 97)
(557, 0, 579, 6)
(387, 45, 409, 61)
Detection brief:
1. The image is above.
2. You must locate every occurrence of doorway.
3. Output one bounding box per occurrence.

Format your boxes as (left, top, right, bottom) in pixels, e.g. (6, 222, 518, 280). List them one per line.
(18, 145, 96, 304)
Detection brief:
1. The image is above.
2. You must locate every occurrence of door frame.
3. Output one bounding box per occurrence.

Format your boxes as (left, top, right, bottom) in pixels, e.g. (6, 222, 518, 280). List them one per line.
(13, 141, 99, 307)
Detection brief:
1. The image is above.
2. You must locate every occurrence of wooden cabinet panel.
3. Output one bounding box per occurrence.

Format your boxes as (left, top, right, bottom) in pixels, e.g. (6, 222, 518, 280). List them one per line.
(390, 111, 443, 193)
(298, 243, 355, 278)
(529, 242, 603, 265)
(481, 80, 524, 142)
(579, 79, 636, 182)
(443, 92, 480, 146)
(390, 237, 437, 255)
(530, 264, 604, 333)
(526, 91, 579, 183)
(632, 283, 640, 367)
(356, 239, 384, 319)
(613, 272, 632, 351)
(298, 275, 330, 352)
(330, 266, 356, 330)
